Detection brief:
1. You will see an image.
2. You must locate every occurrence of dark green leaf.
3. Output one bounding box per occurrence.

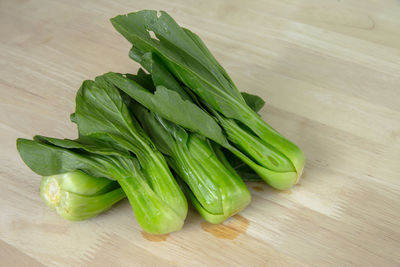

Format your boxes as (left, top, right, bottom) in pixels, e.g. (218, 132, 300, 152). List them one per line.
(104, 72, 229, 147)
(129, 50, 190, 100)
(126, 68, 156, 93)
(17, 138, 118, 179)
(74, 78, 155, 161)
(34, 135, 130, 157)
(241, 92, 265, 113)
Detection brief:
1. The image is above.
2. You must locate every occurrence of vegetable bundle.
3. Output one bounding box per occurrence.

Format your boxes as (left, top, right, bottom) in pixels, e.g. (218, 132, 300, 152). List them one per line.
(17, 10, 305, 234)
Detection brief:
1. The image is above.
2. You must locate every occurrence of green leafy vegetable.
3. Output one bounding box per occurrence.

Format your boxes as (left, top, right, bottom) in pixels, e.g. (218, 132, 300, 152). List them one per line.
(123, 73, 250, 223)
(40, 170, 125, 220)
(105, 67, 296, 189)
(110, 10, 305, 189)
(17, 75, 189, 234)
(128, 52, 264, 181)
(16, 10, 306, 235)
(17, 136, 185, 234)
(106, 69, 293, 187)
(73, 76, 187, 222)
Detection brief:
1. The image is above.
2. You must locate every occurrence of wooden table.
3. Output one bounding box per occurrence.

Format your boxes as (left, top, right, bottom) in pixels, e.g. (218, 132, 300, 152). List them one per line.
(1, 0, 399, 266)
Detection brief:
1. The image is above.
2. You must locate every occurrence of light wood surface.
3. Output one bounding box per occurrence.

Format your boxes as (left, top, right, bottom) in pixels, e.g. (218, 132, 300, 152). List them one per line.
(1, 0, 400, 266)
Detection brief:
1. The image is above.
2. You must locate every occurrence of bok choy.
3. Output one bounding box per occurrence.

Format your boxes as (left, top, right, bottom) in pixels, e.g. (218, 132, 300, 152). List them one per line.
(120, 71, 251, 223)
(40, 170, 124, 220)
(110, 10, 305, 190)
(16, 10, 306, 234)
(17, 75, 188, 234)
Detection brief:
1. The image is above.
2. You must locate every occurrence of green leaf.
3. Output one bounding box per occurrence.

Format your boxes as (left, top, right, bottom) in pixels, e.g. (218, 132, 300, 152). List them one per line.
(104, 72, 228, 147)
(74, 79, 153, 160)
(241, 92, 265, 113)
(34, 135, 130, 158)
(17, 138, 114, 179)
(70, 113, 77, 123)
(126, 69, 156, 93)
(129, 50, 191, 100)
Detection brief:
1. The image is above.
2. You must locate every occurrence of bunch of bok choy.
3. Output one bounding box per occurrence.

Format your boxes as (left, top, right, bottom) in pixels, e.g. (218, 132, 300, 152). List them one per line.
(16, 10, 305, 235)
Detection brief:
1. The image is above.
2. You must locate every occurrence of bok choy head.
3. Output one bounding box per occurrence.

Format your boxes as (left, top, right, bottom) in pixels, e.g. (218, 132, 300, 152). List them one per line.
(110, 11, 305, 189)
(40, 170, 124, 221)
(118, 72, 251, 223)
(17, 135, 185, 234)
(17, 75, 188, 234)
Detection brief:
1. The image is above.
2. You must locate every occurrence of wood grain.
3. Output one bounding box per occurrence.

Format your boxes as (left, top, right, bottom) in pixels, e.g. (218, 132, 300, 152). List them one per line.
(1, 0, 399, 266)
